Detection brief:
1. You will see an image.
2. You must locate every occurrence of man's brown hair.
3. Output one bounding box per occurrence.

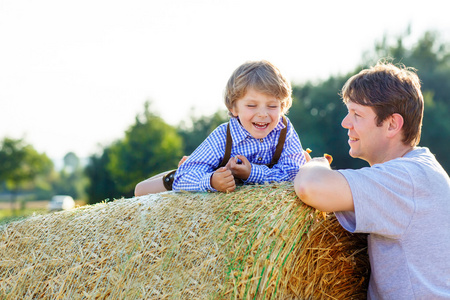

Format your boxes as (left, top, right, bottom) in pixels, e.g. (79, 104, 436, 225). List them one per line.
(341, 61, 424, 146)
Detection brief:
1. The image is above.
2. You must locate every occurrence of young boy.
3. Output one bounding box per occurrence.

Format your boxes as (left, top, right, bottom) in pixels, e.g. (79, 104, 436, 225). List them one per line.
(135, 60, 306, 195)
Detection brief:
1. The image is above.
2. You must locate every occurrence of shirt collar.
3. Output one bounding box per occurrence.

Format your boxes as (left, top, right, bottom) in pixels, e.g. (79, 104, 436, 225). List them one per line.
(229, 116, 286, 144)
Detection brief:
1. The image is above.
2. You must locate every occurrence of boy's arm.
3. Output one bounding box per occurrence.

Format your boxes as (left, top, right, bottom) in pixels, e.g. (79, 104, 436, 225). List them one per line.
(246, 129, 306, 183)
(173, 152, 220, 192)
(293, 157, 354, 212)
(173, 124, 228, 192)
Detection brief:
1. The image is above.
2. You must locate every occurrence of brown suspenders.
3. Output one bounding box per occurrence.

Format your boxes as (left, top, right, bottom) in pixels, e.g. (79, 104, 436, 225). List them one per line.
(218, 115, 287, 169)
(163, 116, 288, 190)
(217, 123, 233, 169)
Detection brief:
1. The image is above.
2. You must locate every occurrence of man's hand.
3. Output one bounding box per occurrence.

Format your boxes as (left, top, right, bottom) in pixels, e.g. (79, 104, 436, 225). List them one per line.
(304, 148, 333, 164)
(211, 167, 236, 192)
(295, 149, 353, 212)
(227, 155, 251, 180)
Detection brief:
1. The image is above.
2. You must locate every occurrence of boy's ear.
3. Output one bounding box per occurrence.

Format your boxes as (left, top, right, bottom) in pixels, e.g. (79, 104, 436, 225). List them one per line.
(229, 107, 238, 117)
(386, 113, 404, 138)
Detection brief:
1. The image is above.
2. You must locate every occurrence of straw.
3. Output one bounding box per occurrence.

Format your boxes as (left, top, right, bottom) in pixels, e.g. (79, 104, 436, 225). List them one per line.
(0, 182, 369, 299)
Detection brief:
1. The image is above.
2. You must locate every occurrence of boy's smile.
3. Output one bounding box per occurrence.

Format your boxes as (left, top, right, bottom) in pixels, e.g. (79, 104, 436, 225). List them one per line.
(230, 88, 283, 139)
(253, 122, 269, 129)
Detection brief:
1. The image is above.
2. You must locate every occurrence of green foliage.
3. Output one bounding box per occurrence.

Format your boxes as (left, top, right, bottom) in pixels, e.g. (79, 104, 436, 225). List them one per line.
(85, 147, 118, 205)
(85, 102, 183, 201)
(0, 137, 53, 192)
(177, 109, 229, 155)
(289, 28, 450, 172)
(289, 75, 369, 170)
(0, 137, 54, 213)
(82, 28, 449, 203)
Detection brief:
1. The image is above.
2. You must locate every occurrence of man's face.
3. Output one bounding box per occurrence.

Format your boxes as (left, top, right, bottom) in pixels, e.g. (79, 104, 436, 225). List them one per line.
(341, 101, 390, 166)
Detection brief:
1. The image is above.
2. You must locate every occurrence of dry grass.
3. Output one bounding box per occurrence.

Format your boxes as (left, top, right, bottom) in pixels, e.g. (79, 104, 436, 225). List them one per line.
(0, 182, 369, 299)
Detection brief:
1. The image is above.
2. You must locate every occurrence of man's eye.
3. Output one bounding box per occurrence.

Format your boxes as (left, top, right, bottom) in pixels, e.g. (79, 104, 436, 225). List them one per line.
(247, 105, 256, 108)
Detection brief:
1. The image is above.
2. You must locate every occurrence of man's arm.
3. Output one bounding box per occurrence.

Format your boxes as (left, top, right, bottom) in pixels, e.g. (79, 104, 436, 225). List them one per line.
(294, 157, 354, 212)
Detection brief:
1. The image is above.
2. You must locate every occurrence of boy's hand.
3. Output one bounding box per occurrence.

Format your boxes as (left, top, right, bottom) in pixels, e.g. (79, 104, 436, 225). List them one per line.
(211, 167, 236, 192)
(227, 155, 251, 180)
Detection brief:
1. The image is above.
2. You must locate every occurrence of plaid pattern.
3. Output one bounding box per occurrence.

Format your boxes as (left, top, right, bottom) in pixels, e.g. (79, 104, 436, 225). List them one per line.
(172, 116, 306, 192)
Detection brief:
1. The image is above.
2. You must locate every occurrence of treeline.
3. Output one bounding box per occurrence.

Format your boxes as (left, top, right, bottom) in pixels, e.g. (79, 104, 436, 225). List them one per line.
(1, 29, 449, 206)
(85, 29, 449, 203)
(288, 29, 450, 172)
(0, 141, 86, 211)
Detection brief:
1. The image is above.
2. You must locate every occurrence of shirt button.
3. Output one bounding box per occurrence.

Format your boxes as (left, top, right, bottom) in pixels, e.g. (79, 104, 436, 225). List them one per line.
(258, 157, 262, 161)
(259, 138, 263, 143)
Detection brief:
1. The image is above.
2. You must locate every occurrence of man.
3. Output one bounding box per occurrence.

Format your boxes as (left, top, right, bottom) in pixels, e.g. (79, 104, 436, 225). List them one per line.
(294, 62, 450, 299)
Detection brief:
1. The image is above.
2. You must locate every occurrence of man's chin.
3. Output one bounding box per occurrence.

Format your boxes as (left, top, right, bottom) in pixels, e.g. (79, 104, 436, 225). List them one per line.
(349, 149, 359, 159)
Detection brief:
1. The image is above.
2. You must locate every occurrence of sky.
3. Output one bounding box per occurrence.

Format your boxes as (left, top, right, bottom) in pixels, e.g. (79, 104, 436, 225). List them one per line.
(1, 0, 449, 161)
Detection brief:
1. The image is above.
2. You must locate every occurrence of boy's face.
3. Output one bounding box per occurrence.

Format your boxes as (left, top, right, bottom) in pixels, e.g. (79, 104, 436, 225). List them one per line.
(230, 88, 282, 139)
(341, 101, 390, 165)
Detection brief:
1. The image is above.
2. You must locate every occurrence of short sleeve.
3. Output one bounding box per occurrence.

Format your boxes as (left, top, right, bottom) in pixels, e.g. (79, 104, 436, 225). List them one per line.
(336, 162, 415, 239)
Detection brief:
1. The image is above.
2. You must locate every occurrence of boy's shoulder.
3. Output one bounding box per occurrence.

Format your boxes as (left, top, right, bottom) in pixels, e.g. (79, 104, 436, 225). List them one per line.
(201, 121, 229, 146)
(210, 121, 229, 136)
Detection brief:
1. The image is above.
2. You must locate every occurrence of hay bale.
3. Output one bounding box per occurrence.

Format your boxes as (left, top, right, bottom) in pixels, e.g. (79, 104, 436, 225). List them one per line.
(0, 182, 369, 299)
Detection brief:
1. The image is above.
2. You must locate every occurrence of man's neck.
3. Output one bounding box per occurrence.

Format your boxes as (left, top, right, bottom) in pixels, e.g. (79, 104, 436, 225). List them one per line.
(368, 143, 414, 166)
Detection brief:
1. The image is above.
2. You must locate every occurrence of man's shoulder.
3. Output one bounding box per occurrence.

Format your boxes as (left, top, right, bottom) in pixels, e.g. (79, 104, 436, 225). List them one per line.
(339, 147, 448, 197)
(396, 147, 447, 177)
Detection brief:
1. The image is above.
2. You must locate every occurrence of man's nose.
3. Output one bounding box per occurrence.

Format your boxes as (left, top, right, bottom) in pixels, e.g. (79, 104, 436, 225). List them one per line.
(341, 113, 351, 129)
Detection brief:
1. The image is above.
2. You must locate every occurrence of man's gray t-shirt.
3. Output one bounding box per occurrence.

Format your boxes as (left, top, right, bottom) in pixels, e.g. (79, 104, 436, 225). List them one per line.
(335, 147, 450, 299)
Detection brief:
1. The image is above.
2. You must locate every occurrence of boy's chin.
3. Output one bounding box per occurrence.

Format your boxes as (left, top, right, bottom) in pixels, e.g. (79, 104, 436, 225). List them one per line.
(249, 131, 270, 139)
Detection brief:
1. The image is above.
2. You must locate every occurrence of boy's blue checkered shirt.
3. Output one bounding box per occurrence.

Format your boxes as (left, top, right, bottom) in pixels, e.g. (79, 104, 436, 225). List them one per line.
(172, 116, 306, 192)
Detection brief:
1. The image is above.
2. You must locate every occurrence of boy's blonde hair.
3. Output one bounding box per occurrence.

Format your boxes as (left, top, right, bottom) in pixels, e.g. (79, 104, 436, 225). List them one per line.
(224, 60, 292, 116)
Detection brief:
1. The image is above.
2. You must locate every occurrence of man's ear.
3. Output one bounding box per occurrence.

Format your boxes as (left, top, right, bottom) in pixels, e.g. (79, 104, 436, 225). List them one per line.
(387, 113, 404, 138)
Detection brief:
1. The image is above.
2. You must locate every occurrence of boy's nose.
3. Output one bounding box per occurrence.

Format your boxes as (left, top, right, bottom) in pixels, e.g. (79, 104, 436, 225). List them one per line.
(257, 108, 269, 117)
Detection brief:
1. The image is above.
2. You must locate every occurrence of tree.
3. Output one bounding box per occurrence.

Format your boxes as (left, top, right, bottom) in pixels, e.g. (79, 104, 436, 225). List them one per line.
(0, 137, 53, 212)
(85, 146, 118, 204)
(289, 28, 450, 173)
(177, 109, 229, 155)
(289, 74, 369, 170)
(106, 102, 183, 197)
